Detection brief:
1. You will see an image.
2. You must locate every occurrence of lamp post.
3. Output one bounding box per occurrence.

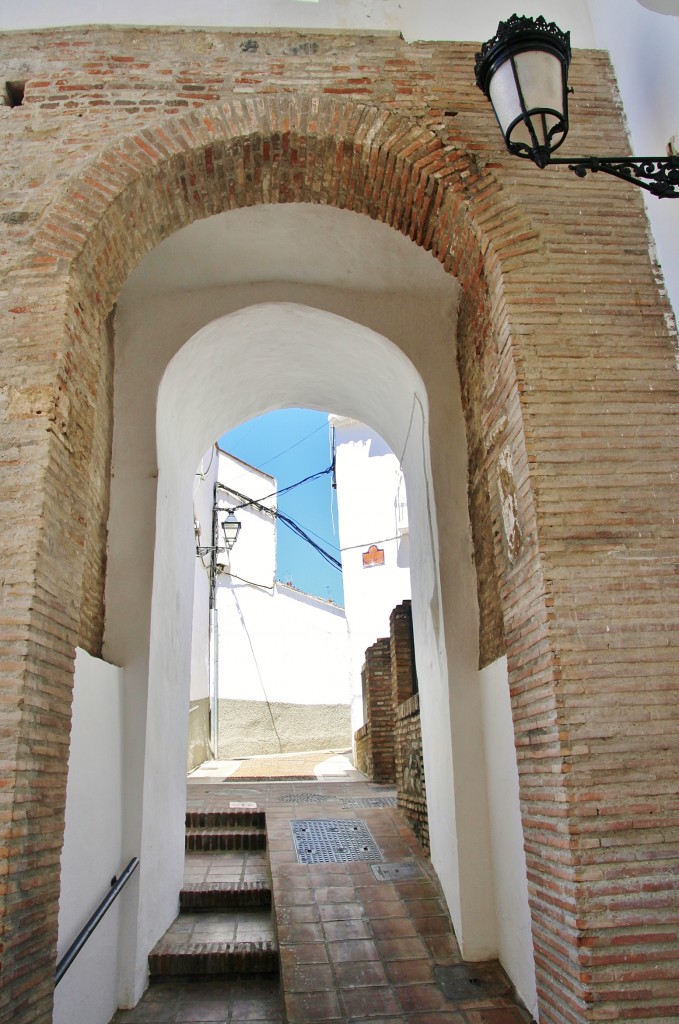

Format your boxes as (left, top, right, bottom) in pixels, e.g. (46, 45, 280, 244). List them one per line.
(474, 13, 679, 198)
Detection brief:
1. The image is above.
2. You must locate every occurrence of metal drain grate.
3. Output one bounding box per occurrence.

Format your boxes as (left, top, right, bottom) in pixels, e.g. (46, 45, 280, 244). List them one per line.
(342, 797, 398, 808)
(277, 793, 335, 804)
(291, 819, 383, 864)
(371, 861, 422, 881)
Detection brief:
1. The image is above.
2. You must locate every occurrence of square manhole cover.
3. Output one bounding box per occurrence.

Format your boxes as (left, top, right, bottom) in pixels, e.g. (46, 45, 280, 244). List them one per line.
(291, 819, 383, 864)
(371, 861, 422, 881)
(434, 963, 512, 1001)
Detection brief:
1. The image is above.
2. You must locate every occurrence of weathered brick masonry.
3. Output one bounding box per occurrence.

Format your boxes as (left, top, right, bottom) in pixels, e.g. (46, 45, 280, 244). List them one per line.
(1, 26, 678, 1024)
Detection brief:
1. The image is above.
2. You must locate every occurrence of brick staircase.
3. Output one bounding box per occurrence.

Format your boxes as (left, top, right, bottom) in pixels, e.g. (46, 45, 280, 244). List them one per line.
(148, 808, 279, 979)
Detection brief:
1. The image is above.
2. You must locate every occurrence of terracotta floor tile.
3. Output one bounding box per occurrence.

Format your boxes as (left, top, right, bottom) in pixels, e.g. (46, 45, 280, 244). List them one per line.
(274, 889, 316, 907)
(412, 914, 452, 937)
(284, 989, 342, 1022)
(405, 1013, 466, 1023)
(341, 984, 402, 1018)
(424, 933, 462, 958)
(362, 900, 407, 919)
(370, 916, 418, 939)
(313, 886, 357, 903)
(397, 982, 452, 1013)
(276, 921, 324, 943)
(275, 904, 320, 925)
(322, 917, 372, 941)
(406, 898, 448, 918)
(394, 879, 439, 899)
(284, 962, 336, 992)
(357, 883, 400, 902)
(318, 901, 366, 922)
(279, 941, 330, 965)
(327, 938, 380, 963)
(334, 960, 390, 989)
(463, 1010, 532, 1024)
(375, 936, 430, 961)
(386, 958, 434, 986)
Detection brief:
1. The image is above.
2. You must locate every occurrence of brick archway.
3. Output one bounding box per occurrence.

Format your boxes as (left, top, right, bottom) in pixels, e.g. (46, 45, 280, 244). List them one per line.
(4, 91, 679, 1024)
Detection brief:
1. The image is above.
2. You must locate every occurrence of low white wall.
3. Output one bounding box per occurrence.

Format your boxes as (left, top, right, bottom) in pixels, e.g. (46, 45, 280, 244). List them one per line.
(479, 656, 538, 1021)
(217, 580, 350, 708)
(54, 649, 125, 1024)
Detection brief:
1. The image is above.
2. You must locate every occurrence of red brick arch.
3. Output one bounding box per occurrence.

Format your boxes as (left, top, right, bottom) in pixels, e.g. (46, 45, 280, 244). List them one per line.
(7, 92, 651, 1024)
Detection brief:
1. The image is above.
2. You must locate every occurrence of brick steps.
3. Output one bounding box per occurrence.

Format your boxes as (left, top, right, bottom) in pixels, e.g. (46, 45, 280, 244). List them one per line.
(184, 828, 267, 852)
(148, 939, 279, 978)
(180, 880, 271, 910)
(149, 806, 279, 982)
(186, 810, 266, 829)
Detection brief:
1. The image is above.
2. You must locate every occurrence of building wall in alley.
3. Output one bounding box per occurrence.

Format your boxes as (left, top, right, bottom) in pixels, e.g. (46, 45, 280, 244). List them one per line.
(332, 417, 412, 732)
(194, 449, 352, 760)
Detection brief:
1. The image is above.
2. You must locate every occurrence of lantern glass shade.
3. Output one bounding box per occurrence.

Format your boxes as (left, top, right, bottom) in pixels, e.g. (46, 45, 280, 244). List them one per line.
(489, 49, 567, 164)
(475, 15, 572, 168)
(222, 512, 241, 551)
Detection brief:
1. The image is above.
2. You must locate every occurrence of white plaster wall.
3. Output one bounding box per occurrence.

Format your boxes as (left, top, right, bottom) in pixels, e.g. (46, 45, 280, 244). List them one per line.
(209, 450, 351, 715)
(190, 447, 218, 705)
(54, 649, 125, 1024)
(218, 580, 349, 708)
(0, 0, 400, 32)
(104, 202, 520, 1005)
(332, 418, 411, 731)
(215, 451, 277, 586)
(0, 0, 595, 41)
(479, 657, 538, 1021)
(399, 0, 596, 46)
(151, 299, 496, 964)
(589, 0, 679, 319)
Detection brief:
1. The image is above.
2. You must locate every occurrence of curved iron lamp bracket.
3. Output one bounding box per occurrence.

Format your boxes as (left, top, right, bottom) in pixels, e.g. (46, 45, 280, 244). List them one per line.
(550, 154, 679, 199)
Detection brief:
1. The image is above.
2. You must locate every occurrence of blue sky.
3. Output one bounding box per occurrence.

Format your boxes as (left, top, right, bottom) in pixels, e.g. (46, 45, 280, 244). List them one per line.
(220, 409, 344, 606)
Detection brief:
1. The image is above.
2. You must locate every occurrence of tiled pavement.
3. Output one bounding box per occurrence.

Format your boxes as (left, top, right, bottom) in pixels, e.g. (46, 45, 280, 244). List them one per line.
(112, 757, 532, 1024)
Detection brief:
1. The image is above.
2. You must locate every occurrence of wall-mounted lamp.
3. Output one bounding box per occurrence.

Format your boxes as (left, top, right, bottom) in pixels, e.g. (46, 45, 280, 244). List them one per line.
(221, 510, 242, 552)
(474, 13, 679, 198)
(195, 509, 241, 559)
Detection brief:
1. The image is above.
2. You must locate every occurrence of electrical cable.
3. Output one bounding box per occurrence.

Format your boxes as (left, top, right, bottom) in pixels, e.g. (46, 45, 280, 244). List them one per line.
(228, 466, 333, 512)
(276, 509, 343, 572)
(219, 569, 276, 591)
(256, 421, 328, 469)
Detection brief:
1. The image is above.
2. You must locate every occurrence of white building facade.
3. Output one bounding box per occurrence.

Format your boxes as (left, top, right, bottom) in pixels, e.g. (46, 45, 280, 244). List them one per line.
(332, 416, 412, 732)
(191, 447, 351, 764)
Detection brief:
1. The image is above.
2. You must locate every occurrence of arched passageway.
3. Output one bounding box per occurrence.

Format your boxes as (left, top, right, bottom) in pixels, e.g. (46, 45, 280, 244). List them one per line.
(5, 84, 679, 1024)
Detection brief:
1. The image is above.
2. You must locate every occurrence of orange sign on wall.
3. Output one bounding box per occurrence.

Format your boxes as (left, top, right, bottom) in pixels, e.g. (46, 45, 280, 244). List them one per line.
(362, 544, 385, 568)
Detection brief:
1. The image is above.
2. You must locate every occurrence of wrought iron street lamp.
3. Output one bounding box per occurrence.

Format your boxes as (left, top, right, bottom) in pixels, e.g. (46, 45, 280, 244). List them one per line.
(221, 510, 242, 552)
(474, 13, 679, 198)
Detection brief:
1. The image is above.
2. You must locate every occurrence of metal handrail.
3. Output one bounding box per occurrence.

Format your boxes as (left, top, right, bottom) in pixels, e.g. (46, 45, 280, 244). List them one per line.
(55, 857, 139, 986)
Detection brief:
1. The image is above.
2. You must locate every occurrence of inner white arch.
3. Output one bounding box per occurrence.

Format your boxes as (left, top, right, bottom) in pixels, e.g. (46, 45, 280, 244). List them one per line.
(95, 203, 534, 1017)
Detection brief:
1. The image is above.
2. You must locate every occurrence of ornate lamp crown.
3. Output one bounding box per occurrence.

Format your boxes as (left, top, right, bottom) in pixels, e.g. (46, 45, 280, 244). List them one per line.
(474, 13, 679, 197)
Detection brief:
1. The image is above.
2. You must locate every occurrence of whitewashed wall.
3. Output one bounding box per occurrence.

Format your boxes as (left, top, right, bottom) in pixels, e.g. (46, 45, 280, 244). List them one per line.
(332, 416, 412, 731)
(218, 582, 350, 707)
(479, 657, 538, 1021)
(210, 450, 351, 755)
(589, 0, 679, 317)
(54, 650, 125, 1024)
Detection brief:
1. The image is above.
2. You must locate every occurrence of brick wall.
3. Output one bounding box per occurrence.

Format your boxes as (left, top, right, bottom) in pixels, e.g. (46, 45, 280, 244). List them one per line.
(354, 721, 371, 779)
(361, 638, 395, 783)
(395, 692, 429, 853)
(1, 26, 678, 1024)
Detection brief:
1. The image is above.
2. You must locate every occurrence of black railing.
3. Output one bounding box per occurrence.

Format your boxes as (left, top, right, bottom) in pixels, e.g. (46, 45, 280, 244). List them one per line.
(55, 857, 139, 986)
